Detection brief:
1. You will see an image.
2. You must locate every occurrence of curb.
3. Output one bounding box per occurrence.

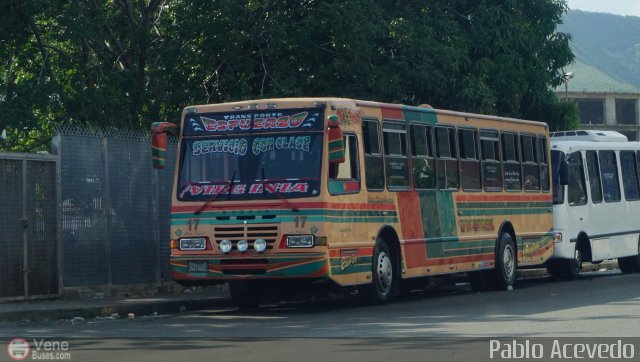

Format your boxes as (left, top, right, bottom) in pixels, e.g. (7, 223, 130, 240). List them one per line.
(0, 294, 231, 323)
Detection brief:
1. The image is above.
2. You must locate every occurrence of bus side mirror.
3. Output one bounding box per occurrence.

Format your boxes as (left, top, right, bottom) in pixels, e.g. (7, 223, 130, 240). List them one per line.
(327, 115, 345, 165)
(559, 159, 569, 186)
(151, 122, 178, 169)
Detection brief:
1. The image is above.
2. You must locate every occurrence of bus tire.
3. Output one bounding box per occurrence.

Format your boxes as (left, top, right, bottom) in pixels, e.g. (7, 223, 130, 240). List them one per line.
(362, 240, 397, 304)
(493, 232, 517, 290)
(468, 270, 492, 292)
(229, 281, 264, 309)
(546, 260, 563, 279)
(618, 239, 640, 273)
(557, 249, 582, 280)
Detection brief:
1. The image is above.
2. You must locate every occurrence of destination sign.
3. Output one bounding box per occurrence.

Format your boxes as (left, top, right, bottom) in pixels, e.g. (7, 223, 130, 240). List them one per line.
(183, 108, 324, 135)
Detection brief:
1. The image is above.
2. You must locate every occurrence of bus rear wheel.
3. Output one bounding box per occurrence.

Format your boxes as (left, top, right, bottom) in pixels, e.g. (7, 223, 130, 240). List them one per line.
(468, 233, 516, 291)
(618, 240, 640, 274)
(549, 249, 582, 280)
(494, 232, 517, 290)
(229, 281, 265, 309)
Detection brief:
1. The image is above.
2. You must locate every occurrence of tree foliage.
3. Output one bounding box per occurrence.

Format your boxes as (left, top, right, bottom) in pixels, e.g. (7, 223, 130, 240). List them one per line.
(0, 0, 576, 151)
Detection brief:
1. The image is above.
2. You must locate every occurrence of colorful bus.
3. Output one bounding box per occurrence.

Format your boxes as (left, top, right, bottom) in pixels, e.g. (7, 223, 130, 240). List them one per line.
(549, 131, 640, 279)
(151, 98, 555, 307)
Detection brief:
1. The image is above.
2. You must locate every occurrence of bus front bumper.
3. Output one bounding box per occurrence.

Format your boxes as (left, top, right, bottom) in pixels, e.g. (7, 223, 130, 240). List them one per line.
(170, 252, 329, 282)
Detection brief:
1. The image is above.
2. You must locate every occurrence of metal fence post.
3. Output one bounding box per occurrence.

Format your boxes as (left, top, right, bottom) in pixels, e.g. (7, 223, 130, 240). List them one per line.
(102, 136, 113, 287)
(21, 157, 30, 300)
(54, 136, 64, 295)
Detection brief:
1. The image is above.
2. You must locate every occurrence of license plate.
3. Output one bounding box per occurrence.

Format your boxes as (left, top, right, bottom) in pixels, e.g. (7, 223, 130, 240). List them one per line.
(188, 261, 208, 273)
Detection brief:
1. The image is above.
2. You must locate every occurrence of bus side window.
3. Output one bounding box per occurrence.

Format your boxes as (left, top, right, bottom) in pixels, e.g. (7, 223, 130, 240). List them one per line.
(435, 126, 459, 190)
(620, 151, 640, 201)
(586, 150, 603, 203)
(521, 134, 540, 191)
(362, 120, 384, 190)
(501, 132, 522, 191)
(458, 128, 481, 191)
(383, 122, 410, 190)
(599, 150, 621, 202)
(538, 136, 550, 192)
(480, 130, 502, 191)
(330, 134, 360, 180)
(567, 152, 588, 206)
(410, 124, 436, 189)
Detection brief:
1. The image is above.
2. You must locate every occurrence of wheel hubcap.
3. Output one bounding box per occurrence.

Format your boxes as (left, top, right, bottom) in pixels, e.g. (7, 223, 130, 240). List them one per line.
(503, 244, 515, 278)
(376, 251, 393, 294)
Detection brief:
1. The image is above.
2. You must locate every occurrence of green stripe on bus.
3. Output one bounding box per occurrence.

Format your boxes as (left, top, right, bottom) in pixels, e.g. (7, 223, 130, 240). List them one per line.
(457, 208, 552, 217)
(456, 201, 551, 209)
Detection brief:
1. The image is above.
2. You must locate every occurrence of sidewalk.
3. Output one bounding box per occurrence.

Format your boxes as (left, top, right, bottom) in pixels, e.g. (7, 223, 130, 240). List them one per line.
(0, 262, 618, 323)
(0, 285, 231, 323)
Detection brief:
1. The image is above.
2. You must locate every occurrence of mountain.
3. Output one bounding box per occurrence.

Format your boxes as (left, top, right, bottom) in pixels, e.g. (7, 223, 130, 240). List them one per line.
(558, 10, 640, 92)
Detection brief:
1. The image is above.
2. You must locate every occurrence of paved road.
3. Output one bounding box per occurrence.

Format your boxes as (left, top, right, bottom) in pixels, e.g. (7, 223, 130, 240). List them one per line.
(2, 270, 639, 361)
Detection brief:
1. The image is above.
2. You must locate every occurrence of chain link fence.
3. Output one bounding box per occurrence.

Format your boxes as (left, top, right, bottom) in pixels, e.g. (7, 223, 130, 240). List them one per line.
(54, 126, 176, 288)
(1, 127, 176, 299)
(0, 152, 59, 299)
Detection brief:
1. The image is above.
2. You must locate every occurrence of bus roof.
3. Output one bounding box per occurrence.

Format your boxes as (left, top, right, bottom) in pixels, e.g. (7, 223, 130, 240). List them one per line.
(551, 140, 640, 153)
(550, 130, 628, 142)
(183, 97, 548, 129)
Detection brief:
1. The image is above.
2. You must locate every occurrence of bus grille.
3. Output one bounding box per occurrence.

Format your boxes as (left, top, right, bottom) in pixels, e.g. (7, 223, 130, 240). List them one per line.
(213, 225, 279, 250)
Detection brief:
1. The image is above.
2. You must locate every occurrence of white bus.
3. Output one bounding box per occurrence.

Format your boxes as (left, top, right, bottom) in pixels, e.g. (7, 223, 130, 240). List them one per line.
(549, 131, 640, 279)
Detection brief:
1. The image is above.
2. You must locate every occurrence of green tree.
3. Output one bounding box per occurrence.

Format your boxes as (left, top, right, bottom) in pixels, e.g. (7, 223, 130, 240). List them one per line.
(0, 0, 577, 151)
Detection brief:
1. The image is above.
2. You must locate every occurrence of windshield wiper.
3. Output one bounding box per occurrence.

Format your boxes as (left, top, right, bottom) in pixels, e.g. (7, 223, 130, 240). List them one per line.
(260, 167, 299, 212)
(194, 170, 236, 215)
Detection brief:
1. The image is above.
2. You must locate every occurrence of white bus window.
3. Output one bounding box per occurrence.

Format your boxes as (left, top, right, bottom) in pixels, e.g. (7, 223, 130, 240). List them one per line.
(586, 150, 603, 203)
(620, 151, 640, 201)
(599, 150, 621, 202)
(567, 152, 587, 206)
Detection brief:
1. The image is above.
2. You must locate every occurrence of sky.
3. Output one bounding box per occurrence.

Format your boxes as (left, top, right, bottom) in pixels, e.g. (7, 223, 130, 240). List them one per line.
(565, 0, 640, 17)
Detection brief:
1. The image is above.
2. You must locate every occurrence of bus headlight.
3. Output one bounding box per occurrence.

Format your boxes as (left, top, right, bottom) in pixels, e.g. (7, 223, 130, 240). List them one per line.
(219, 239, 232, 253)
(179, 238, 206, 250)
(254, 239, 267, 253)
(286, 235, 315, 248)
(237, 239, 249, 252)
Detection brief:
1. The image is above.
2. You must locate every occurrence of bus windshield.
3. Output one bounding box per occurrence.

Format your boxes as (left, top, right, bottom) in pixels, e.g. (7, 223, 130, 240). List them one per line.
(177, 133, 322, 201)
(551, 150, 565, 205)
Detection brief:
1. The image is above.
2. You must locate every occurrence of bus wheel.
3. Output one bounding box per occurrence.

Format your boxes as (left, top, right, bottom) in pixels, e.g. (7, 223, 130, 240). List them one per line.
(362, 241, 397, 304)
(618, 240, 640, 273)
(564, 249, 582, 279)
(494, 233, 517, 290)
(546, 260, 563, 279)
(229, 281, 264, 309)
(468, 270, 491, 292)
